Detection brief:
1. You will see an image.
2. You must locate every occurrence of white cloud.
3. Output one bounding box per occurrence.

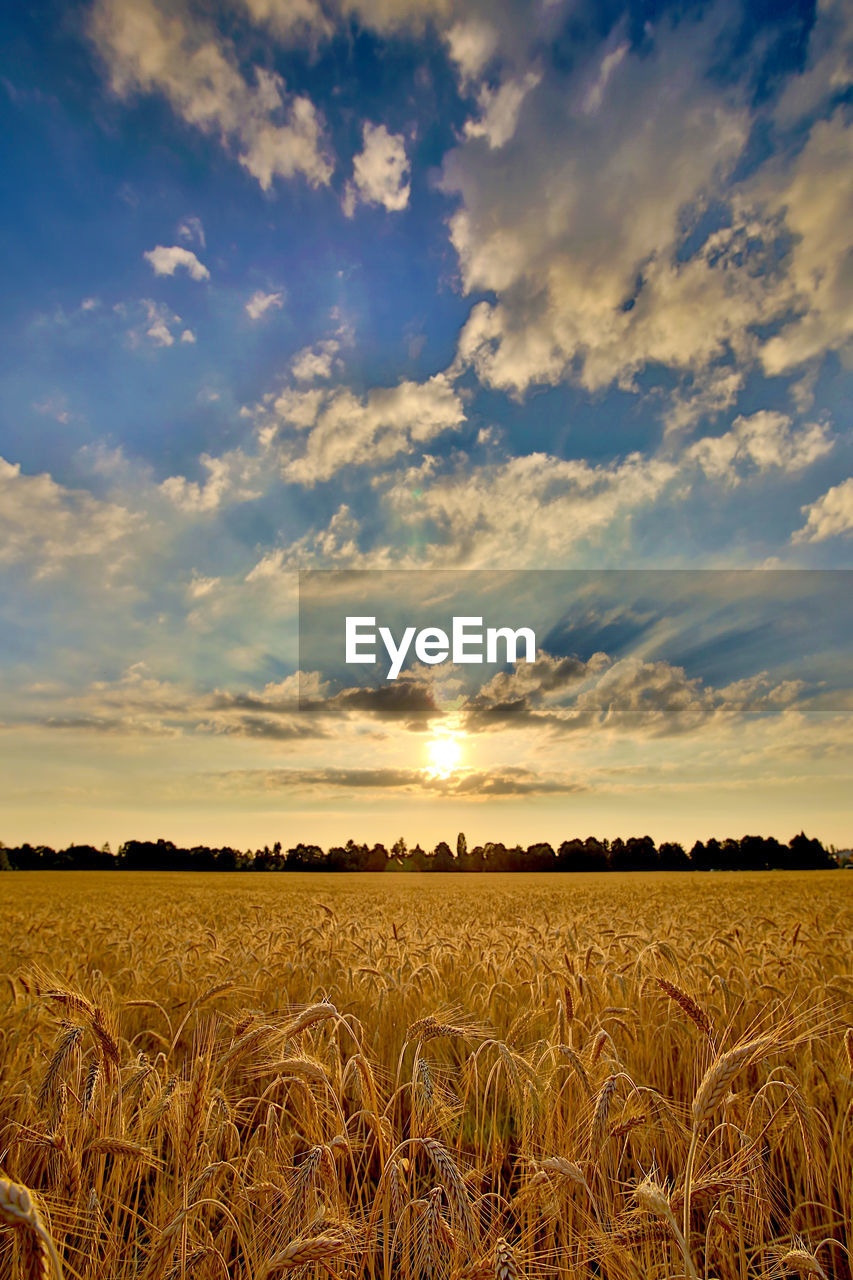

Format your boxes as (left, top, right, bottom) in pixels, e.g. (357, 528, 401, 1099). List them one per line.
(247, 503, 363, 572)
(663, 367, 745, 438)
(245, 289, 284, 321)
(792, 477, 853, 543)
(242, 88, 332, 189)
(266, 387, 326, 431)
(132, 299, 185, 348)
(188, 573, 220, 599)
(142, 300, 175, 347)
(439, 7, 853, 403)
(180, 328, 196, 344)
(160, 450, 262, 512)
(0, 457, 137, 577)
(144, 244, 210, 280)
(463, 70, 541, 149)
(385, 449, 679, 567)
(291, 339, 340, 381)
(267, 372, 465, 485)
(445, 17, 498, 83)
(380, 413, 834, 567)
(685, 412, 833, 485)
(442, 14, 753, 397)
(751, 111, 853, 376)
(90, 0, 333, 190)
(343, 122, 410, 215)
(239, 0, 333, 43)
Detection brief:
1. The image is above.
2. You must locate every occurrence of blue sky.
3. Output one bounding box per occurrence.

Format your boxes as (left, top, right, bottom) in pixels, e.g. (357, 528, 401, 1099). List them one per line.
(1, 0, 851, 850)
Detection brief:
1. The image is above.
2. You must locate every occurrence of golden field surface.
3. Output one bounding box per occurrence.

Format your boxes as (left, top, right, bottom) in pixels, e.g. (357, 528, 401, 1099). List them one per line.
(0, 870, 851, 1280)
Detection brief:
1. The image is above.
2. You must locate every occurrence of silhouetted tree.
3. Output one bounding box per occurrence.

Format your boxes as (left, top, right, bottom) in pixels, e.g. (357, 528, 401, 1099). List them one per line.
(286, 843, 326, 870)
(526, 842, 556, 871)
(364, 843, 388, 871)
(1, 829, 835, 873)
(658, 841, 689, 870)
(788, 831, 834, 869)
(431, 841, 455, 871)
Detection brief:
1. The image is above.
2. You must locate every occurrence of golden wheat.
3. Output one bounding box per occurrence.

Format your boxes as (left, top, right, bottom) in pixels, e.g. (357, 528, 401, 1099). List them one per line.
(0, 869, 849, 1280)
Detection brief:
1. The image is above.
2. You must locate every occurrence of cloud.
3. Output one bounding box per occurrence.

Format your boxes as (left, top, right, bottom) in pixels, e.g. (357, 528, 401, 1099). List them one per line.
(245, 289, 284, 321)
(33, 395, 74, 424)
(441, 10, 752, 397)
(90, 0, 333, 190)
(771, 0, 853, 128)
(291, 339, 340, 381)
(381, 410, 834, 567)
(750, 110, 853, 376)
(476, 651, 610, 705)
(246, 504, 367, 573)
(792, 477, 853, 544)
(439, 5, 853, 405)
(142, 301, 175, 347)
(160, 450, 262, 512)
(264, 372, 465, 485)
(0, 457, 137, 578)
(460, 649, 812, 739)
(567, 657, 716, 737)
(582, 39, 628, 115)
(685, 412, 833, 485)
(445, 17, 498, 83)
(385, 448, 679, 567)
(211, 763, 584, 796)
(343, 122, 410, 215)
(663, 368, 745, 438)
(177, 215, 205, 247)
(130, 299, 188, 348)
(332, 681, 438, 722)
(144, 244, 210, 280)
(237, 0, 333, 44)
(7, 664, 309, 740)
(462, 70, 541, 149)
(5, 658, 445, 745)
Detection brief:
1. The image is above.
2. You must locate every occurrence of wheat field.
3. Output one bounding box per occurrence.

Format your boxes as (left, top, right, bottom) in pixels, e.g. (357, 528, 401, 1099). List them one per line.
(0, 870, 850, 1280)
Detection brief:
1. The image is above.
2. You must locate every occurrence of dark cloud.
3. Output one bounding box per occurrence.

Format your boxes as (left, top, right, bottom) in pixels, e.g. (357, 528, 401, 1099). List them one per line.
(332, 681, 439, 721)
(205, 715, 326, 741)
(209, 764, 586, 797)
(462, 654, 717, 737)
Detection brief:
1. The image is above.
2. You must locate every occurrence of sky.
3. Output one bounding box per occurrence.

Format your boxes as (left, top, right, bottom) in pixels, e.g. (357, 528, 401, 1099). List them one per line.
(1, 0, 851, 853)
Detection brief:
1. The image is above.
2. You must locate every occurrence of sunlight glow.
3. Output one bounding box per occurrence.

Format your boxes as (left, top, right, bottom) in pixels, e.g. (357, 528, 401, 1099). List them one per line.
(425, 734, 464, 778)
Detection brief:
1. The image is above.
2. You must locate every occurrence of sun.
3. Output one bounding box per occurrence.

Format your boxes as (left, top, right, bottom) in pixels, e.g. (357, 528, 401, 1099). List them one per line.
(425, 734, 464, 778)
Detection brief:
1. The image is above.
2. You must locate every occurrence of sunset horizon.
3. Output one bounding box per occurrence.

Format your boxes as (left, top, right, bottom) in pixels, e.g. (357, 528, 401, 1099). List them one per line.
(2, 0, 851, 854)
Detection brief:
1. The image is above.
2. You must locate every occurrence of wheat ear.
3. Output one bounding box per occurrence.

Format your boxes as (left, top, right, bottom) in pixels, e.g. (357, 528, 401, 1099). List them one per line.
(0, 1178, 64, 1280)
(494, 1236, 521, 1279)
(684, 1037, 771, 1250)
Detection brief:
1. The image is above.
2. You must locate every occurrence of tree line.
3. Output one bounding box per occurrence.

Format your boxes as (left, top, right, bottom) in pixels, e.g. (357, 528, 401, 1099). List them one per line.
(0, 830, 840, 872)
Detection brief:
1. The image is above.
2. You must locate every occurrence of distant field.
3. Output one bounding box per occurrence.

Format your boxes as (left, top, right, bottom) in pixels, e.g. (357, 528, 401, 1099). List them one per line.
(1, 871, 851, 1278)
